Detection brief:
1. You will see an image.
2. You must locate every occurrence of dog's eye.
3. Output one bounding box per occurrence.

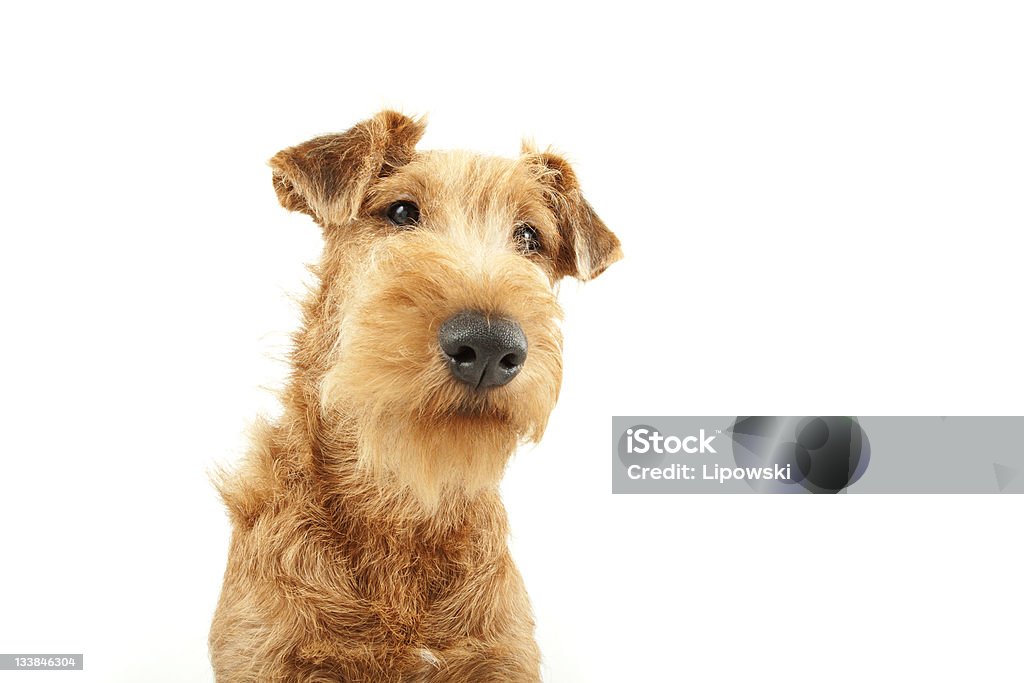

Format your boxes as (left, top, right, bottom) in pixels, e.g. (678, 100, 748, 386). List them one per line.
(513, 224, 542, 255)
(385, 201, 420, 228)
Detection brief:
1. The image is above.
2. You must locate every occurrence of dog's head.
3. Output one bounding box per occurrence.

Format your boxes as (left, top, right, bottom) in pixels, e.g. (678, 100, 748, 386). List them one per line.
(270, 111, 620, 506)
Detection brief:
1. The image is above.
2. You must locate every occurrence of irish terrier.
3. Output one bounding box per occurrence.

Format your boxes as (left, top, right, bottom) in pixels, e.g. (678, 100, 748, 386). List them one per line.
(209, 110, 621, 682)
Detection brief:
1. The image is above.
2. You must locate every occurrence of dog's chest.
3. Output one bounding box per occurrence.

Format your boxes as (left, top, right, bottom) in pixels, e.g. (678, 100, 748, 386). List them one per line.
(333, 518, 493, 637)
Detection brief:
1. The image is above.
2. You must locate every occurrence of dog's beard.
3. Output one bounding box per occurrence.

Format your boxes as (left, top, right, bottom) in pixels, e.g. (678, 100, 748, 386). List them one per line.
(321, 363, 560, 510)
(360, 407, 523, 508)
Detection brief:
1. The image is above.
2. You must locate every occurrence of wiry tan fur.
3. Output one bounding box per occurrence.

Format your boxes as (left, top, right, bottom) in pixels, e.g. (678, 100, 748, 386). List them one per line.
(210, 111, 621, 682)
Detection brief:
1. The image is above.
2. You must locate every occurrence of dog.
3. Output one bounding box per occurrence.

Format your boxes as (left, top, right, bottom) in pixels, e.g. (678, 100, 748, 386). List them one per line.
(209, 111, 621, 682)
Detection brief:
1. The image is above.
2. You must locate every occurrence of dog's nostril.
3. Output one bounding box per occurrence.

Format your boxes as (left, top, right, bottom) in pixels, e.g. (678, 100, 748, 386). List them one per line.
(452, 346, 476, 365)
(499, 353, 522, 370)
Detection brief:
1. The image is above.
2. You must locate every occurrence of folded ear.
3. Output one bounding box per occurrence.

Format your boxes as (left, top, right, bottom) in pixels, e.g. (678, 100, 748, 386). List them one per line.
(522, 145, 622, 280)
(269, 110, 426, 227)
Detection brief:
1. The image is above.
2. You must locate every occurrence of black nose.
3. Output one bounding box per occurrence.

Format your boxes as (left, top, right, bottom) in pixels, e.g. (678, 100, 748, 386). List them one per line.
(438, 312, 528, 389)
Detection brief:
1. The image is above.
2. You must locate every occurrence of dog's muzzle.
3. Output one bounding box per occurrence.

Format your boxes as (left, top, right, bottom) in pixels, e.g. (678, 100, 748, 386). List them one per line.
(438, 311, 527, 389)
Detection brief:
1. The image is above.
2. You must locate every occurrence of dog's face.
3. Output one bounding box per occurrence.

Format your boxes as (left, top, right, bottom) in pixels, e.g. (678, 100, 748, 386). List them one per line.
(270, 111, 620, 506)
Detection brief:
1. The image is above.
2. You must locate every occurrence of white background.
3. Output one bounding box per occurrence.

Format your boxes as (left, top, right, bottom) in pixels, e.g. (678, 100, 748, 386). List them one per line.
(1, 1, 1022, 681)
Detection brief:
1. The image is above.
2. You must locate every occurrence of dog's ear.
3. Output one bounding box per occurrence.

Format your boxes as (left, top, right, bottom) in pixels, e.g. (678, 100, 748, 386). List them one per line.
(269, 111, 426, 227)
(523, 145, 622, 280)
